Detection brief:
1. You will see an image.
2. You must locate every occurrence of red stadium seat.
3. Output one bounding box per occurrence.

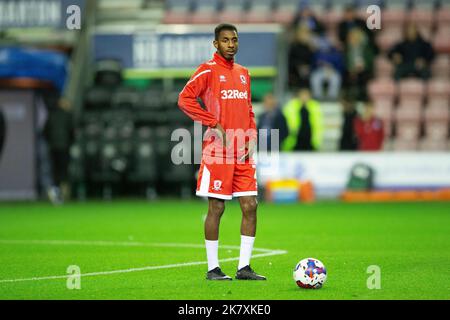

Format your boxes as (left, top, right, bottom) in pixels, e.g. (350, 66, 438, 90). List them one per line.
(217, 0, 246, 24)
(433, 27, 450, 54)
(437, 8, 450, 25)
(374, 98, 394, 118)
(381, 9, 406, 29)
(431, 54, 450, 79)
(426, 79, 450, 100)
(407, 9, 434, 28)
(368, 78, 398, 100)
(392, 138, 419, 151)
(397, 97, 423, 113)
(419, 137, 449, 151)
(395, 105, 423, 123)
(245, 0, 273, 23)
(163, 11, 190, 24)
(376, 27, 403, 52)
(398, 78, 426, 100)
(425, 102, 450, 121)
(374, 56, 394, 78)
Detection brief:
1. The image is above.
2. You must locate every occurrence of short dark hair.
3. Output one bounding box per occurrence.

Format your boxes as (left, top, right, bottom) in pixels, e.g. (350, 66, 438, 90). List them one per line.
(214, 23, 238, 40)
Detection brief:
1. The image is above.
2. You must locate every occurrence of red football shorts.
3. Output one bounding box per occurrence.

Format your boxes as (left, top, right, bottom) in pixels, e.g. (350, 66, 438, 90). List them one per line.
(196, 155, 258, 200)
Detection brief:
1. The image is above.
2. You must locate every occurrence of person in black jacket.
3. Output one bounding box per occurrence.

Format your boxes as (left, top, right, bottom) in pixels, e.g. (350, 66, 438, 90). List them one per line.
(291, 7, 325, 35)
(339, 93, 358, 151)
(388, 23, 435, 80)
(338, 5, 378, 53)
(288, 25, 315, 90)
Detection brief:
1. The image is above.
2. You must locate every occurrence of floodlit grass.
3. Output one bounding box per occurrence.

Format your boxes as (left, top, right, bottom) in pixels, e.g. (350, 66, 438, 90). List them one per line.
(0, 200, 449, 299)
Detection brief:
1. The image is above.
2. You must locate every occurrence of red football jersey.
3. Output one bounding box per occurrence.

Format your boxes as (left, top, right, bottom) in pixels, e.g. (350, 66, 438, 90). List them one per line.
(178, 52, 257, 159)
(354, 116, 384, 151)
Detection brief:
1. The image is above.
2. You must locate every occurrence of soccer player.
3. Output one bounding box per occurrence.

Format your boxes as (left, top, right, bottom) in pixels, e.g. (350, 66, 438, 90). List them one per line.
(178, 24, 266, 281)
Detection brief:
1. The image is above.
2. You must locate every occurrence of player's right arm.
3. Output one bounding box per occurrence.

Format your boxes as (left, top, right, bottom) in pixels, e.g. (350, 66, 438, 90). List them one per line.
(178, 65, 218, 128)
(178, 65, 227, 146)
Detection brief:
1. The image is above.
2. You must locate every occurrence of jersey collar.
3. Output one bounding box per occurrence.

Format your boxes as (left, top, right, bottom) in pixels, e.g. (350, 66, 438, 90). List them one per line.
(213, 52, 234, 69)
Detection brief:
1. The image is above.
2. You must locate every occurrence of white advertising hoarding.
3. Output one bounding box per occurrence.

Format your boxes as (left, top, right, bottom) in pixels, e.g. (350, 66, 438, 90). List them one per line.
(257, 152, 450, 198)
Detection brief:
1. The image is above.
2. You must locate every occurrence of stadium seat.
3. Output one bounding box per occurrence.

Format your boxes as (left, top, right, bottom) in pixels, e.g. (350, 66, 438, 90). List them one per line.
(218, 0, 248, 24)
(426, 79, 450, 100)
(397, 97, 423, 113)
(374, 97, 394, 118)
(437, 8, 450, 26)
(163, 0, 193, 24)
(273, 0, 300, 25)
(418, 137, 449, 151)
(407, 8, 434, 29)
(140, 89, 165, 110)
(425, 102, 450, 121)
(395, 105, 423, 123)
(376, 27, 403, 52)
(398, 78, 426, 100)
(190, 0, 219, 24)
(381, 8, 407, 29)
(84, 86, 113, 110)
(424, 120, 449, 140)
(127, 130, 158, 199)
(93, 59, 123, 88)
(431, 54, 450, 79)
(245, 0, 274, 23)
(392, 138, 419, 151)
(111, 86, 141, 110)
(374, 56, 394, 78)
(368, 78, 398, 100)
(432, 27, 450, 53)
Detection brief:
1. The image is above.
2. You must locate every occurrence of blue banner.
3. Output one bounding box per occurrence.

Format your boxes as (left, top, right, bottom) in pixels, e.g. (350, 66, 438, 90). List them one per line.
(93, 28, 279, 70)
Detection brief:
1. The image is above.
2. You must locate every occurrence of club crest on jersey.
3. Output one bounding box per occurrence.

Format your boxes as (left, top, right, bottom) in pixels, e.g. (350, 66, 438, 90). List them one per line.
(212, 180, 222, 191)
(240, 75, 247, 85)
(219, 75, 226, 82)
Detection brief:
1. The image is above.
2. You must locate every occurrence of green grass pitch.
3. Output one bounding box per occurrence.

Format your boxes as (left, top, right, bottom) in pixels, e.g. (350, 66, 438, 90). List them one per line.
(0, 200, 449, 300)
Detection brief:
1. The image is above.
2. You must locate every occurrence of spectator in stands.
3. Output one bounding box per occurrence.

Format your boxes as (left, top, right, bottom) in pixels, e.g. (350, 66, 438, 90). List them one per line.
(45, 95, 74, 201)
(292, 7, 325, 36)
(36, 92, 62, 205)
(288, 25, 315, 90)
(310, 36, 344, 101)
(339, 93, 358, 151)
(281, 88, 323, 151)
(257, 92, 288, 152)
(388, 23, 435, 80)
(343, 28, 375, 101)
(338, 5, 377, 53)
(0, 106, 5, 160)
(354, 101, 384, 151)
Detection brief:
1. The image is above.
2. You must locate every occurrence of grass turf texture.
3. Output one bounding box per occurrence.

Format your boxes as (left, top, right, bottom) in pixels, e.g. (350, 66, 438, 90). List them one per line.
(0, 200, 449, 300)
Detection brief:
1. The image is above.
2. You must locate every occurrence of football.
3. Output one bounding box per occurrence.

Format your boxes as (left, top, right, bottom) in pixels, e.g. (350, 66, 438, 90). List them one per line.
(293, 258, 327, 289)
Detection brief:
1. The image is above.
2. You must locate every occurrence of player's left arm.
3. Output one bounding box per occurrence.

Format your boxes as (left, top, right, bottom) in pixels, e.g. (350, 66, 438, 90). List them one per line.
(240, 69, 257, 161)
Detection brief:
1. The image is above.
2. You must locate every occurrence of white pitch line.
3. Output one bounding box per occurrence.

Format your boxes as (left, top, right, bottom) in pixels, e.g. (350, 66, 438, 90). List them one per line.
(0, 239, 277, 253)
(0, 240, 287, 283)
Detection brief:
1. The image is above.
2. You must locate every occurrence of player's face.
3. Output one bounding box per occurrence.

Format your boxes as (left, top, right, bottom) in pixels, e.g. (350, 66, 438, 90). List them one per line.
(214, 30, 238, 60)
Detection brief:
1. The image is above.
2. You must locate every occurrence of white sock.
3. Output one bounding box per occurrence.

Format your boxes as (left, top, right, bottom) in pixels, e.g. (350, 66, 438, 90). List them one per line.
(205, 240, 219, 271)
(238, 235, 255, 270)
